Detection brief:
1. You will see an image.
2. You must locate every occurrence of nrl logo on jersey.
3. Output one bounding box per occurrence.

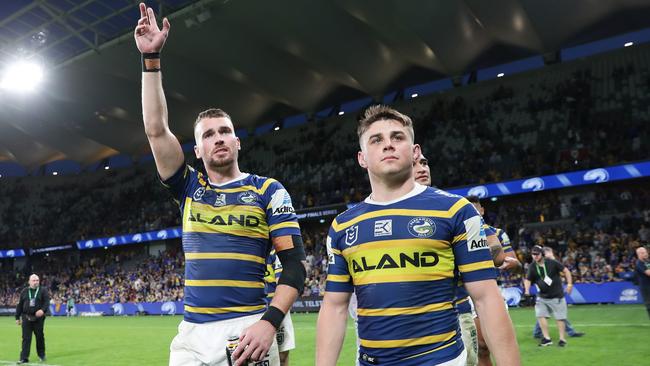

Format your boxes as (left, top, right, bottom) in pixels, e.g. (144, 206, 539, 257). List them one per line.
(238, 191, 258, 205)
(192, 187, 205, 201)
(345, 225, 359, 246)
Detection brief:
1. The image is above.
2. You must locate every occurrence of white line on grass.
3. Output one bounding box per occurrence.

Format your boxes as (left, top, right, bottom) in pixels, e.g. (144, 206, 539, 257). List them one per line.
(0, 361, 61, 366)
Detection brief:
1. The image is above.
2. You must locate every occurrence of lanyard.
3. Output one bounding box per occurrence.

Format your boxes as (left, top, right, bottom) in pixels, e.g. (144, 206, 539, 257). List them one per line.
(28, 287, 39, 301)
(535, 262, 547, 278)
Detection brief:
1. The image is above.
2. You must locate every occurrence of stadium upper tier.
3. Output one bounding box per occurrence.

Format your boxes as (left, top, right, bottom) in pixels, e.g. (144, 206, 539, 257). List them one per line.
(0, 44, 649, 250)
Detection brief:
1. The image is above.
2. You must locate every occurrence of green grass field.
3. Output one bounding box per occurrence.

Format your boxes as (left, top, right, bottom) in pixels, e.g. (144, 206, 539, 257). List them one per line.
(0, 304, 647, 365)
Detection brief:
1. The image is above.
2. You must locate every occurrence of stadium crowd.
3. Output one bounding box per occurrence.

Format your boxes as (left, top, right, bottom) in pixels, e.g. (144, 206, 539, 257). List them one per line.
(1, 45, 649, 250)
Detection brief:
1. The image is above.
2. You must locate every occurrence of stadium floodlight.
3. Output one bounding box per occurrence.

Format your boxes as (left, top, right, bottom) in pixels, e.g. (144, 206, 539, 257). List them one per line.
(624, 42, 633, 47)
(52, 171, 58, 176)
(338, 111, 345, 116)
(0, 60, 44, 93)
(411, 93, 418, 98)
(104, 166, 110, 170)
(497, 73, 505, 78)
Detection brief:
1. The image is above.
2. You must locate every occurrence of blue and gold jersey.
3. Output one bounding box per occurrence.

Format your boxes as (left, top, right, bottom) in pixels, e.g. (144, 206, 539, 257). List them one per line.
(495, 227, 513, 253)
(325, 185, 496, 365)
(264, 250, 282, 302)
(162, 164, 301, 323)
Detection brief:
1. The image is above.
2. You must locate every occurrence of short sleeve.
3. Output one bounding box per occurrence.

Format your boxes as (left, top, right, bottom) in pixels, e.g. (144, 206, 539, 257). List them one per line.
(160, 164, 194, 204)
(263, 179, 301, 238)
(324, 223, 353, 293)
(499, 230, 513, 253)
(451, 200, 497, 282)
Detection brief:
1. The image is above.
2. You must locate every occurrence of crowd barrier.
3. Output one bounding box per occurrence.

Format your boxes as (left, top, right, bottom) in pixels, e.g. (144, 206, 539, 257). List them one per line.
(0, 282, 643, 316)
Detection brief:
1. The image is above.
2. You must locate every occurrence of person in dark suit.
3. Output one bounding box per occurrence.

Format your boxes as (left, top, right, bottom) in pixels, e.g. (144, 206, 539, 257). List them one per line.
(15, 274, 50, 363)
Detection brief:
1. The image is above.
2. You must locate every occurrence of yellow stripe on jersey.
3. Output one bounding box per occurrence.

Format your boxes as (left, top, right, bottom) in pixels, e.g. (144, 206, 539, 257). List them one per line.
(184, 304, 266, 314)
(458, 260, 494, 273)
(212, 178, 276, 195)
(327, 274, 351, 283)
(357, 301, 453, 316)
(330, 248, 341, 255)
(345, 241, 455, 285)
(353, 272, 454, 286)
(185, 280, 265, 288)
(455, 297, 469, 305)
(267, 292, 275, 298)
(332, 199, 469, 232)
(182, 198, 269, 239)
(269, 221, 300, 232)
(360, 330, 456, 348)
(452, 233, 467, 244)
(341, 239, 450, 255)
(185, 252, 265, 264)
(402, 340, 458, 360)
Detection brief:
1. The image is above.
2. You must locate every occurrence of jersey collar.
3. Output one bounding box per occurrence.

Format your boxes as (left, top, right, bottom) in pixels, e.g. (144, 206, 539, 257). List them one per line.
(364, 183, 427, 206)
(208, 173, 250, 187)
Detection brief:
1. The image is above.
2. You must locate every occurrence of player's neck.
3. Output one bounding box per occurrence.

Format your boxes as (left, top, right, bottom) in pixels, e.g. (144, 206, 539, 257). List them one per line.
(369, 174, 416, 202)
(206, 163, 243, 185)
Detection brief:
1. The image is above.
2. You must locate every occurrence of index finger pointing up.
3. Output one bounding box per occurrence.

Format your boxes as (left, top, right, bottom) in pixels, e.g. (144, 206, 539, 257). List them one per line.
(139, 3, 147, 20)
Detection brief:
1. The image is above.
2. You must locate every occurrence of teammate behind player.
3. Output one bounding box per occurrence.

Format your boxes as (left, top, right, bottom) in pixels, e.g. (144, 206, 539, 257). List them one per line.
(316, 105, 520, 365)
(465, 196, 521, 366)
(134, 4, 306, 365)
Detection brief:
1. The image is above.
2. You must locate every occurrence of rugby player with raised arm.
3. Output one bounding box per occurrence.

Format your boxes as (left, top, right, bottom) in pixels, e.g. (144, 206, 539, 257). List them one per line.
(134, 4, 306, 365)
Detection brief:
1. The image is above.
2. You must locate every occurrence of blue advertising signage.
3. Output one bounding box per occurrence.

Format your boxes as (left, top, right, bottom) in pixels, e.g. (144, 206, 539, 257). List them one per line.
(0, 249, 26, 258)
(447, 160, 650, 199)
(76, 227, 181, 250)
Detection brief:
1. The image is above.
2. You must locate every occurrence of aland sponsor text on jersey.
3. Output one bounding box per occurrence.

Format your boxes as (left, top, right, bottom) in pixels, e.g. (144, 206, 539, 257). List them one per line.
(325, 185, 497, 365)
(162, 164, 301, 323)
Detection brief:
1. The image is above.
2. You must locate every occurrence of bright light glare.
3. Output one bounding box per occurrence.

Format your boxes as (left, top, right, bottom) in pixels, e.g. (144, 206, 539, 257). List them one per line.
(338, 111, 345, 116)
(411, 93, 418, 98)
(497, 73, 505, 78)
(624, 42, 633, 47)
(1, 61, 44, 92)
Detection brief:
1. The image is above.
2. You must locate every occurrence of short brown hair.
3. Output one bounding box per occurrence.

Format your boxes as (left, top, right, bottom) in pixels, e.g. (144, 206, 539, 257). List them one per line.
(194, 108, 232, 130)
(357, 105, 414, 144)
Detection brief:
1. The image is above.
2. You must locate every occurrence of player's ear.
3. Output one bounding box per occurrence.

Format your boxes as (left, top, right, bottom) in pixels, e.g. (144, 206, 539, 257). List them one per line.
(413, 144, 421, 162)
(236, 136, 241, 150)
(357, 151, 368, 169)
(194, 145, 200, 159)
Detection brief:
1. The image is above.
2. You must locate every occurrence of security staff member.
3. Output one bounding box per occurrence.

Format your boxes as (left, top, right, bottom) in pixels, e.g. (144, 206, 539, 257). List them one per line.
(15, 274, 50, 363)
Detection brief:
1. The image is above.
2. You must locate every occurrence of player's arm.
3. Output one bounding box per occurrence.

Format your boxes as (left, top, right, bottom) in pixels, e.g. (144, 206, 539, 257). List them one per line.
(316, 291, 352, 366)
(465, 281, 520, 366)
(487, 233, 506, 266)
(233, 235, 305, 365)
(452, 200, 520, 365)
(134, 3, 184, 180)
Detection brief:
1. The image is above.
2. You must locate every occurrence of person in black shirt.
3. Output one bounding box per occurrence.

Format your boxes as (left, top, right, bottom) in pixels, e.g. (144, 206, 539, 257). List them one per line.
(524, 245, 573, 347)
(635, 246, 650, 319)
(15, 274, 50, 363)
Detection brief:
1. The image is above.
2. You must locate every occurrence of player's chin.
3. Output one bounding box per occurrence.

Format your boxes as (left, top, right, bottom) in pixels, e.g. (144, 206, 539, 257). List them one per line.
(208, 156, 234, 169)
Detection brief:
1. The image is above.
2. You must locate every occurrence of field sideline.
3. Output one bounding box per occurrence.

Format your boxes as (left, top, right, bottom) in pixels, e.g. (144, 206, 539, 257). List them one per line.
(0, 305, 647, 365)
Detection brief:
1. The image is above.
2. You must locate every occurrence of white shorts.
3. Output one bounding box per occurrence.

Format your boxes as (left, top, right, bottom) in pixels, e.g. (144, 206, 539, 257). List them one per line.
(169, 313, 280, 366)
(276, 312, 295, 353)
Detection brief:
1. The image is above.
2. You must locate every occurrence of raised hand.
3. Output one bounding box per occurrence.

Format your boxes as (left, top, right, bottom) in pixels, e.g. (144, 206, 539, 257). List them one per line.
(134, 3, 170, 54)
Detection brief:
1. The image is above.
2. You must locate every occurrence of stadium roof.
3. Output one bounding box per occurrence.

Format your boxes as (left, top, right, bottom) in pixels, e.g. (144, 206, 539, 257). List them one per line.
(1, 0, 650, 169)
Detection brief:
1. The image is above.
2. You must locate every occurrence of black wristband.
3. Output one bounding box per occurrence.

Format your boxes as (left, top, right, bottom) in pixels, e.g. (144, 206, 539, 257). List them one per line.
(261, 305, 285, 329)
(142, 52, 160, 72)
